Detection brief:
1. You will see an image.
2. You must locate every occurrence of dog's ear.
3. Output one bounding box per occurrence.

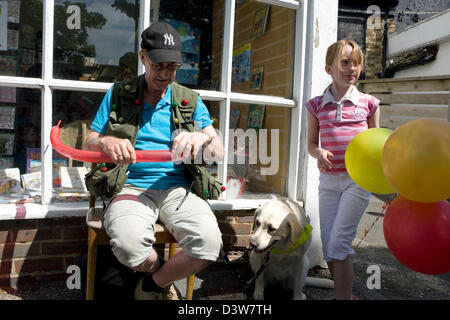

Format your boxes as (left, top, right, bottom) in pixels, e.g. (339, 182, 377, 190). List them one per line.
(286, 213, 303, 246)
(252, 207, 261, 232)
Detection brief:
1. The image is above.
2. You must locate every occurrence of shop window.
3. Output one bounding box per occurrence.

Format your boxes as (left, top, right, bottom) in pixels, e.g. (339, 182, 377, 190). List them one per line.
(0, 0, 43, 78)
(53, 0, 140, 82)
(51, 90, 106, 202)
(227, 102, 290, 199)
(232, 0, 295, 98)
(155, 0, 222, 90)
(0, 85, 41, 203)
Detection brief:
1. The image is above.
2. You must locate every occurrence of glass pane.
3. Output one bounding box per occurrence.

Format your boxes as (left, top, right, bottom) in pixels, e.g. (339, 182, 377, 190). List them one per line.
(155, 0, 223, 90)
(227, 102, 290, 199)
(202, 100, 220, 182)
(232, 0, 295, 98)
(0, 85, 41, 203)
(52, 90, 106, 202)
(53, 0, 140, 82)
(0, 0, 43, 77)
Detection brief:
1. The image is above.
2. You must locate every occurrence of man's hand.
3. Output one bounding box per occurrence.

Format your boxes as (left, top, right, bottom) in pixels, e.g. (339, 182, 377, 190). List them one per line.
(83, 130, 136, 165)
(171, 131, 210, 162)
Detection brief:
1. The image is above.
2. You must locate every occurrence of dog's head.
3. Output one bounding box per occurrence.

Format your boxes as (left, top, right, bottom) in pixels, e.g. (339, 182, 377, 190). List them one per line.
(249, 199, 304, 253)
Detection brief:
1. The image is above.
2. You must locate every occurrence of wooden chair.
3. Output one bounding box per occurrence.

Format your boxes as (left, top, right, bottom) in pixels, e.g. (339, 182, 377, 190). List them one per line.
(85, 194, 195, 300)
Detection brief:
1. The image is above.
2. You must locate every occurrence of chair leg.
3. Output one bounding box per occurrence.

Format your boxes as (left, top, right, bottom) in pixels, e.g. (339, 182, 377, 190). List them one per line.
(86, 227, 98, 300)
(186, 274, 195, 300)
(169, 242, 176, 258)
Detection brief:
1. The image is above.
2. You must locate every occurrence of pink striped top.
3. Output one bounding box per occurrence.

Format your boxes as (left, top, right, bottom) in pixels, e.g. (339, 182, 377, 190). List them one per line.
(306, 86, 379, 174)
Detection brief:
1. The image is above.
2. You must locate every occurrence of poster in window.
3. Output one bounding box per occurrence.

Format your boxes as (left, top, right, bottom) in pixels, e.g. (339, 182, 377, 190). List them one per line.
(252, 5, 270, 39)
(7, 29, 18, 50)
(232, 43, 251, 83)
(247, 104, 265, 129)
(0, 157, 13, 169)
(226, 177, 245, 199)
(0, 133, 14, 155)
(0, 87, 16, 103)
(249, 66, 264, 90)
(0, 1, 7, 51)
(0, 56, 17, 76)
(230, 109, 240, 129)
(0, 105, 15, 129)
(164, 18, 201, 86)
(5, 0, 19, 23)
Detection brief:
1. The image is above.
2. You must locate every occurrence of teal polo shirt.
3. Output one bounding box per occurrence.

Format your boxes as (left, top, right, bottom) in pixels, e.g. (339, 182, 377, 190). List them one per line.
(91, 83, 213, 190)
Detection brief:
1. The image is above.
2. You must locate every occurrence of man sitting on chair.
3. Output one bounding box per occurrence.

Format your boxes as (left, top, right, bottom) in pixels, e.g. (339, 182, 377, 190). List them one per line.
(83, 21, 224, 300)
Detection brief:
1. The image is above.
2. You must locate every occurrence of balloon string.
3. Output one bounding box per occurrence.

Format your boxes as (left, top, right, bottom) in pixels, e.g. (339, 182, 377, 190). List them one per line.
(355, 193, 398, 249)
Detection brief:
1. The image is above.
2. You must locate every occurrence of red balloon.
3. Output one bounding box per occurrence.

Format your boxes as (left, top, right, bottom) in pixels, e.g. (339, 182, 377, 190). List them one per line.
(383, 196, 450, 274)
(51, 121, 172, 163)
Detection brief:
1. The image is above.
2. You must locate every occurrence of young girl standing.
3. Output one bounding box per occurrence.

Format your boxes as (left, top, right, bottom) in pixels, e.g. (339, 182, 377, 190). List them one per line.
(306, 39, 380, 300)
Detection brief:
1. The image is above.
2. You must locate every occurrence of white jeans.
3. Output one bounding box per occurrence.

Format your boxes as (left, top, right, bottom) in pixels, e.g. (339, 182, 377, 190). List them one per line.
(318, 173, 371, 262)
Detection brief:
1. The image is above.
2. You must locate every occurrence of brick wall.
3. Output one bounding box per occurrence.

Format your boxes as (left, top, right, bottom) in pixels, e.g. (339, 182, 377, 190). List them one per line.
(0, 209, 255, 290)
(0, 217, 87, 290)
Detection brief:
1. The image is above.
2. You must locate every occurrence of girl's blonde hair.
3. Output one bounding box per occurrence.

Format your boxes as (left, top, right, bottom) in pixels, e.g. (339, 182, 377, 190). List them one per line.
(326, 39, 364, 70)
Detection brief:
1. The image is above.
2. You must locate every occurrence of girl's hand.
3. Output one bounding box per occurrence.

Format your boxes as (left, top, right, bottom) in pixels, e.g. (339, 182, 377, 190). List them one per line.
(316, 148, 334, 172)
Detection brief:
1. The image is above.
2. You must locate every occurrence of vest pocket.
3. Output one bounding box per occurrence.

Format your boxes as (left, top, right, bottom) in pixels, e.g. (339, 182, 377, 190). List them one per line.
(85, 164, 128, 198)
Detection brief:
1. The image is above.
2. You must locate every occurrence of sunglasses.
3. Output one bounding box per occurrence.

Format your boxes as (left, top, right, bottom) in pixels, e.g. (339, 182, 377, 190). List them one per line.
(150, 63, 181, 72)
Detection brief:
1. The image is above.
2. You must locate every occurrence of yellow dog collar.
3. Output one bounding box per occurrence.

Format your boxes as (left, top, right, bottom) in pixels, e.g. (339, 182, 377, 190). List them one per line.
(269, 223, 313, 254)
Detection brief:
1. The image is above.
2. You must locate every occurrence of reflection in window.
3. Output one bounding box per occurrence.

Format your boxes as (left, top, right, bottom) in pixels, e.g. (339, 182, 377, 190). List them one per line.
(53, 0, 140, 82)
(0, 86, 41, 203)
(0, 0, 43, 78)
(227, 103, 290, 199)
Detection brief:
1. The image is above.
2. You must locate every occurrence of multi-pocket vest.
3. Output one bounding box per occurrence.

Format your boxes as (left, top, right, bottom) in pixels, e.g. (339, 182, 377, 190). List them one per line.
(84, 74, 223, 201)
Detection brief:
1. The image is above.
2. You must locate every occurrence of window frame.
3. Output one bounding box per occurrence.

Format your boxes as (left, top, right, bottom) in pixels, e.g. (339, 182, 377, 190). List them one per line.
(0, 0, 309, 205)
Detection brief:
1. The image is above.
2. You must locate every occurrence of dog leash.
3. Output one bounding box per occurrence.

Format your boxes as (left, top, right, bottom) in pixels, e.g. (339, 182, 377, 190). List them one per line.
(221, 248, 270, 290)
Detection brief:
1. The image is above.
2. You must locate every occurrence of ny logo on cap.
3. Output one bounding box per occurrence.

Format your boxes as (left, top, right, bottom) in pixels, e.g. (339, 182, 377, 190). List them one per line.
(163, 33, 175, 46)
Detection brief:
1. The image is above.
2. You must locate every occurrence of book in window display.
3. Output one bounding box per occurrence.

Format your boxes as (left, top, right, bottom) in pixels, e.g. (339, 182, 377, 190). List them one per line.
(0, 167, 21, 194)
(26, 148, 68, 187)
(0, 105, 15, 129)
(0, 132, 14, 155)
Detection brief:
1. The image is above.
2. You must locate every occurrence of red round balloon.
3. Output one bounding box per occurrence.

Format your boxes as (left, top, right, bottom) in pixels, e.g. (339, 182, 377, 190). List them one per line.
(383, 196, 450, 274)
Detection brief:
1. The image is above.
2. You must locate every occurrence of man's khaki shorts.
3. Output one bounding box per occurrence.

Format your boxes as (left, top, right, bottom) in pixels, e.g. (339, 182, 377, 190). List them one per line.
(103, 186, 222, 268)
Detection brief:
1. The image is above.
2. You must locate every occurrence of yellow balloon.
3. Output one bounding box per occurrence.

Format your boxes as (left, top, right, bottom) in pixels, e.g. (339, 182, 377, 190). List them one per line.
(345, 128, 395, 194)
(382, 118, 450, 203)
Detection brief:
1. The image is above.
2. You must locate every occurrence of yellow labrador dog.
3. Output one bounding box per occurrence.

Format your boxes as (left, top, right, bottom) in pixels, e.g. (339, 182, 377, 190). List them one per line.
(249, 198, 312, 300)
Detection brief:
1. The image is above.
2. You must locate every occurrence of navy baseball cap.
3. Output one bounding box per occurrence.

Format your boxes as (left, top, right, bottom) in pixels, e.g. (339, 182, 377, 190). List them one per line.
(140, 21, 182, 64)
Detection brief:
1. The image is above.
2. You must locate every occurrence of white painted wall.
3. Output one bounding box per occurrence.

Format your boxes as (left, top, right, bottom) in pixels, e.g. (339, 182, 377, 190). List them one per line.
(393, 39, 450, 78)
(387, 8, 450, 78)
(304, 0, 338, 269)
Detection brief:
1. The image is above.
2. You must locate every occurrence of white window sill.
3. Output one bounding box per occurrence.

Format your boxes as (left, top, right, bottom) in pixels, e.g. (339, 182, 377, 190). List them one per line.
(0, 199, 271, 221)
